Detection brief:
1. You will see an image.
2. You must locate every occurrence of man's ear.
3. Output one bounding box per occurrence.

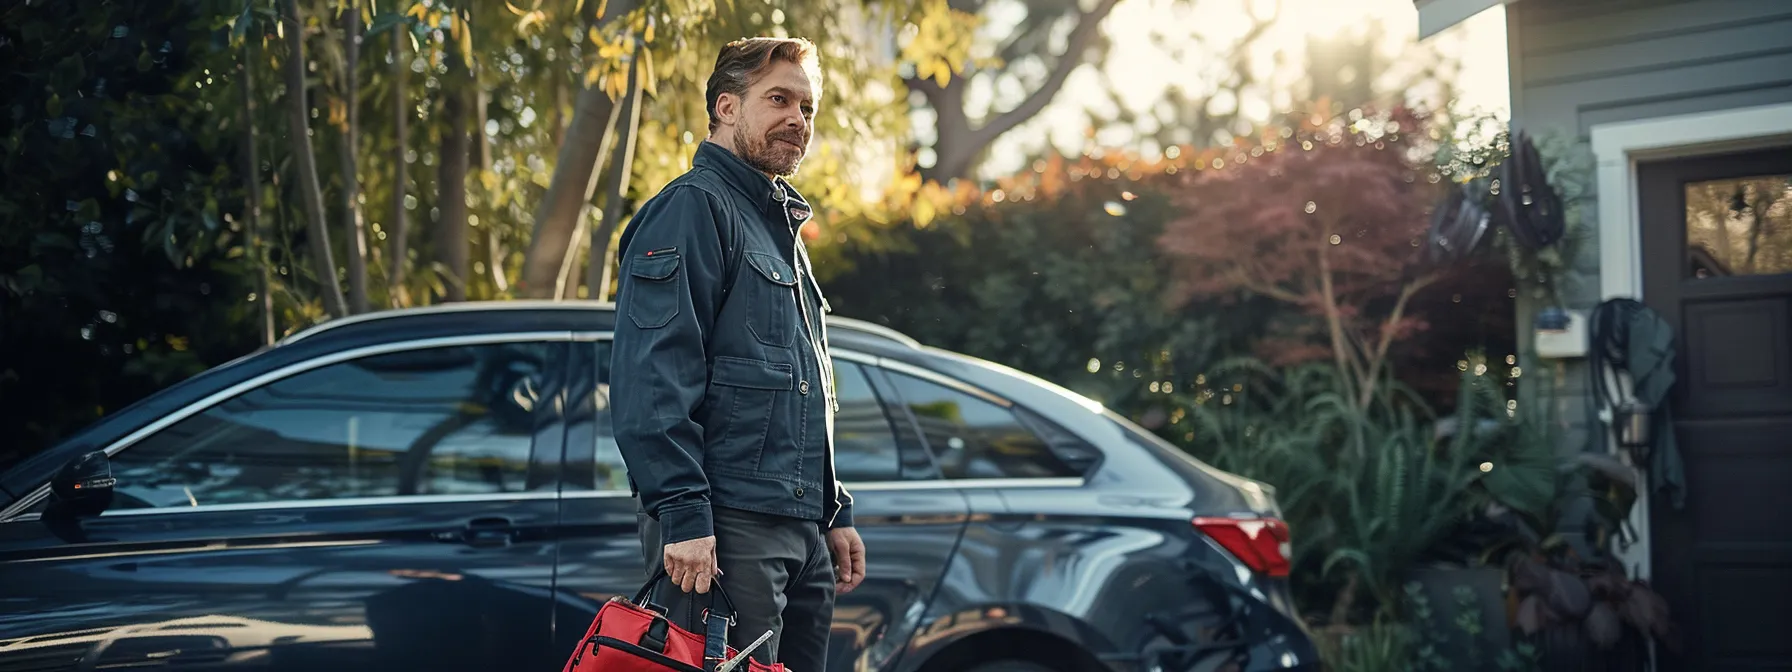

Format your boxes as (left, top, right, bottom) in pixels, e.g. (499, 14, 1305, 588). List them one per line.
(713, 92, 739, 126)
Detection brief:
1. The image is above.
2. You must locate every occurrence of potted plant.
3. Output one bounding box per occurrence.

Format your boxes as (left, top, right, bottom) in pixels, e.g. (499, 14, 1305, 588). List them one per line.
(1476, 421, 1681, 669)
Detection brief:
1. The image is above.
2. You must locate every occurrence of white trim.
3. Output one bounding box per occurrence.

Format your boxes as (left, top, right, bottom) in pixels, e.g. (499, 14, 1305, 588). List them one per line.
(1416, 0, 1514, 39)
(1588, 100, 1792, 585)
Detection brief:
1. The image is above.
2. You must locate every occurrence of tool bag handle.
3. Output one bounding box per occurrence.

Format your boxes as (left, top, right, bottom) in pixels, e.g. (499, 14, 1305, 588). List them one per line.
(632, 567, 744, 671)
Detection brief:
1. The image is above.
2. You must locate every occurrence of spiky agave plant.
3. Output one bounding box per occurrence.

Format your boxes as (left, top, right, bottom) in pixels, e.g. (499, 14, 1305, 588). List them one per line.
(1320, 367, 1503, 625)
(1182, 356, 1510, 626)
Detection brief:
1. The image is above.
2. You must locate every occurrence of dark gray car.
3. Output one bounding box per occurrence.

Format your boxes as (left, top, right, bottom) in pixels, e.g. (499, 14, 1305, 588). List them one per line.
(0, 302, 1318, 672)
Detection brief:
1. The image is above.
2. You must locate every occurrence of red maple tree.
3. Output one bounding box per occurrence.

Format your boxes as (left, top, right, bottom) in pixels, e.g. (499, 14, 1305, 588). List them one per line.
(1158, 105, 1452, 410)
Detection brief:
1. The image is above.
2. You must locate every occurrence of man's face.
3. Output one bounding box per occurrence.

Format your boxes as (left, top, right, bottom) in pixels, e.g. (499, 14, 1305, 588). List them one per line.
(726, 59, 816, 178)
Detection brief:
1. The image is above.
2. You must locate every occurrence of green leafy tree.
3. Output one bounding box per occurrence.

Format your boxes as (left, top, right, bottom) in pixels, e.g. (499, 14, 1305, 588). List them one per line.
(822, 151, 1277, 419)
(0, 0, 261, 463)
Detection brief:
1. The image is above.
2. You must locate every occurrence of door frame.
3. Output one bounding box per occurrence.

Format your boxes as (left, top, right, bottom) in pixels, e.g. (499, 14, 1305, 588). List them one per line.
(1588, 100, 1792, 583)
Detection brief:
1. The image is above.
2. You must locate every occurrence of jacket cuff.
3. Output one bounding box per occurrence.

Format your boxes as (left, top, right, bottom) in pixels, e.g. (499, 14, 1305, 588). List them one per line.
(827, 498, 854, 530)
(658, 502, 714, 544)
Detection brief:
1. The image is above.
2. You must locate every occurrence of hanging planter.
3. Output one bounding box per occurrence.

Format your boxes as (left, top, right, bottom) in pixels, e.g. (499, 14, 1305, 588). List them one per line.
(1494, 129, 1567, 250)
(1424, 181, 1493, 264)
(1428, 120, 1595, 308)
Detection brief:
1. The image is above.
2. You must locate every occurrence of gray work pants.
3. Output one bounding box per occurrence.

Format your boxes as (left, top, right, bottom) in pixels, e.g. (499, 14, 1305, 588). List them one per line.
(637, 505, 837, 671)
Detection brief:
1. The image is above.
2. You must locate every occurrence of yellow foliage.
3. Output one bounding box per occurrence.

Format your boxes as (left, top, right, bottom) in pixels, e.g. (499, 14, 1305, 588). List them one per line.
(898, 0, 979, 87)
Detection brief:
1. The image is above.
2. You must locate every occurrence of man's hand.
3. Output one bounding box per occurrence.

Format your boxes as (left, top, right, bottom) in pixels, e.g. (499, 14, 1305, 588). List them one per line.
(826, 527, 866, 594)
(664, 535, 720, 594)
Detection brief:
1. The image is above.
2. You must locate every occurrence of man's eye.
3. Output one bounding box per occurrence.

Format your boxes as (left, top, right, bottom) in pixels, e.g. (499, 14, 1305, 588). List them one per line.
(771, 95, 786, 104)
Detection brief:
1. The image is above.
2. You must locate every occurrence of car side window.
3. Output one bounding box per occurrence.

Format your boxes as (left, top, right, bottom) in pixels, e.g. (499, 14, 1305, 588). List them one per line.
(883, 370, 1081, 480)
(589, 340, 629, 492)
(831, 360, 902, 482)
(105, 342, 557, 509)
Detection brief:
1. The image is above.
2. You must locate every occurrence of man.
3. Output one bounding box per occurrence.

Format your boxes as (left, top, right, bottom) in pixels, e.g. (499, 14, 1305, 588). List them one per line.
(608, 36, 866, 670)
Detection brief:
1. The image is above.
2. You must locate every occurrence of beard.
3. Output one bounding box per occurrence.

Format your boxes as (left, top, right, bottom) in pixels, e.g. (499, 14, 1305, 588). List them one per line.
(733, 125, 807, 177)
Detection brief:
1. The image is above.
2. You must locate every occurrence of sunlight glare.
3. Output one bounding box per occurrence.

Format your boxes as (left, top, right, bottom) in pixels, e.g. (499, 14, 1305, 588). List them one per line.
(974, 0, 1509, 179)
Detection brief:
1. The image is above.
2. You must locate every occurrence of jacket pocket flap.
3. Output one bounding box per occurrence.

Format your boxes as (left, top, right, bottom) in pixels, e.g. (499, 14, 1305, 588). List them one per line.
(744, 252, 797, 287)
(630, 253, 680, 281)
(711, 356, 793, 390)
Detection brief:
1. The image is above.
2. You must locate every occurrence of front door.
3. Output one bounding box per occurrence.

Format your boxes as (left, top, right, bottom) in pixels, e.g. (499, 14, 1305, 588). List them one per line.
(0, 337, 571, 671)
(1638, 145, 1792, 671)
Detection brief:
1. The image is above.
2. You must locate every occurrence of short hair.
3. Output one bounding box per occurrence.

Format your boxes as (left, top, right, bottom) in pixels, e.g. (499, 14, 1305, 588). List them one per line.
(705, 37, 823, 134)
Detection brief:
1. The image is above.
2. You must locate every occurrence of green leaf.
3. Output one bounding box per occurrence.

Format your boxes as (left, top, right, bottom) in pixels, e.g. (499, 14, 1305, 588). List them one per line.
(232, 4, 254, 43)
(1481, 454, 1556, 518)
(366, 11, 406, 35)
(1322, 547, 1373, 577)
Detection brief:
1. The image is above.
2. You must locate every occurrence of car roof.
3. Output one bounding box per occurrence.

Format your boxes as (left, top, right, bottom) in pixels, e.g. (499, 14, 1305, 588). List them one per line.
(276, 300, 926, 354)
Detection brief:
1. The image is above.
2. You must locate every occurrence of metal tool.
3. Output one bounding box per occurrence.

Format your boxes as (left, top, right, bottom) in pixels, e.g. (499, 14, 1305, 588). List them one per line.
(715, 629, 775, 672)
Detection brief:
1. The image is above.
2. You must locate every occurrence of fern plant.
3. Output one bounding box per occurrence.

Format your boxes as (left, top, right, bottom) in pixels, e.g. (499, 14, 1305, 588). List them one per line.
(1178, 356, 1511, 627)
(1321, 366, 1503, 624)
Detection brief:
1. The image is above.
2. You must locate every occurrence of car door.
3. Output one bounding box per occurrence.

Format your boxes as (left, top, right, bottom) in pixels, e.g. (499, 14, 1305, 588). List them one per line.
(820, 354, 969, 672)
(543, 335, 651, 664)
(547, 341, 970, 672)
(0, 334, 573, 672)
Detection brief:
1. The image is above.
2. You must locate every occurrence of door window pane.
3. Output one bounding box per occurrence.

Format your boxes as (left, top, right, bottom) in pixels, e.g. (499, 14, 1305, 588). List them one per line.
(832, 361, 901, 482)
(1685, 175, 1792, 278)
(590, 341, 629, 492)
(884, 371, 1079, 480)
(108, 342, 556, 508)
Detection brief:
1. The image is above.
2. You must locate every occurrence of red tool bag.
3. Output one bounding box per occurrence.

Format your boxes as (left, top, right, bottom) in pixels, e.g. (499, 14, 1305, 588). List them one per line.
(563, 568, 787, 672)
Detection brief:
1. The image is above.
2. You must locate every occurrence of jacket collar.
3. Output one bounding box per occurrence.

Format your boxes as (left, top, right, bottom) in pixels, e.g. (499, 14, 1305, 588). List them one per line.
(693, 140, 812, 225)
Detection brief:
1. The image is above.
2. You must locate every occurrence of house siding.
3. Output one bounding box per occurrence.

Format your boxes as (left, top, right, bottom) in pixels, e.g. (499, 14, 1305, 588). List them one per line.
(1504, 0, 1792, 456)
(1514, 0, 1792, 140)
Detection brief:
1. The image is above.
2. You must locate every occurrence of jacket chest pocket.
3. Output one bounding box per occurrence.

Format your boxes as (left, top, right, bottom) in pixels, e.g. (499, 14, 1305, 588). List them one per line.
(743, 251, 799, 348)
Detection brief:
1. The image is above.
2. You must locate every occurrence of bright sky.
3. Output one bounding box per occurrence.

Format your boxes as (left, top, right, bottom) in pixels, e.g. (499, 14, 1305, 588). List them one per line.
(946, 0, 1512, 178)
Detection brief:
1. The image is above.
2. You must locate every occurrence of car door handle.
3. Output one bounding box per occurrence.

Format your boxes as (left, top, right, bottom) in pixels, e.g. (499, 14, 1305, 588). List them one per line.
(456, 516, 518, 548)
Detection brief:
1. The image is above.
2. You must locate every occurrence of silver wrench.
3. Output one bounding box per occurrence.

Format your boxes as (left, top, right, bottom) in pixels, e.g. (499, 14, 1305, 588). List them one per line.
(714, 629, 775, 672)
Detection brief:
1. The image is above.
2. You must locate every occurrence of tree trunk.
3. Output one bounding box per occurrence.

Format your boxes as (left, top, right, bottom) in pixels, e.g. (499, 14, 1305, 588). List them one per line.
(912, 0, 1120, 183)
(436, 85, 471, 303)
(278, 0, 349, 319)
(239, 40, 274, 345)
(514, 0, 640, 298)
(488, 226, 509, 294)
(1316, 239, 1358, 407)
(475, 88, 492, 173)
(1358, 275, 1435, 409)
(586, 41, 645, 303)
(340, 5, 370, 314)
(387, 20, 411, 308)
(593, 221, 621, 302)
(551, 68, 569, 148)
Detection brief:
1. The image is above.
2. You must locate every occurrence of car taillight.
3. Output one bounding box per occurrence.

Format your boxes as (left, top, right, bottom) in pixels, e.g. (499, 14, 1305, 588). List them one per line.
(1193, 516, 1291, 578)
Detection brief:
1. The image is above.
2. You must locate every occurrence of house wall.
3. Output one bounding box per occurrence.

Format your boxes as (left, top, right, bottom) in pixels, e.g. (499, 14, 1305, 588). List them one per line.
(1504, 0, 1792, 456)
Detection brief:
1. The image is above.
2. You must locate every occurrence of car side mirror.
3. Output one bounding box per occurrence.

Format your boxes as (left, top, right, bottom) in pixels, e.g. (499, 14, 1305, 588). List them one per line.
(47, 451, 116, 518)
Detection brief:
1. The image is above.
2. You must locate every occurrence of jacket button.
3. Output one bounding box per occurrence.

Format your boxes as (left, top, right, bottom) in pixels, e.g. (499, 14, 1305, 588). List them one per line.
(794, 487, 805, 498)
(799, 380, 810, 394)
